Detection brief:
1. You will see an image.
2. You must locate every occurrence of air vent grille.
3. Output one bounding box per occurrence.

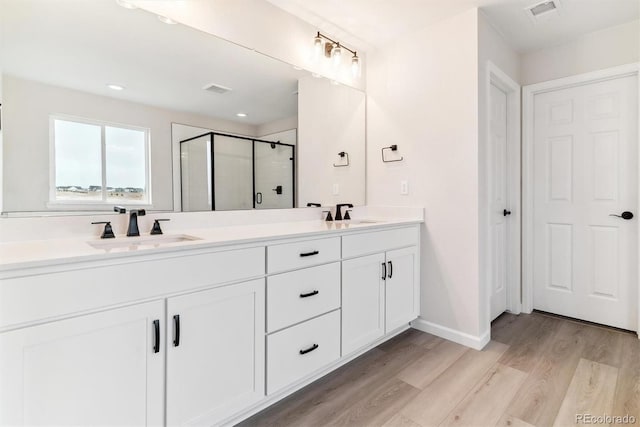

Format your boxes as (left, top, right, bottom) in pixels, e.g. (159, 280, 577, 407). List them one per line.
(529, 1, 557, 17)
(203, 83, 232, 94)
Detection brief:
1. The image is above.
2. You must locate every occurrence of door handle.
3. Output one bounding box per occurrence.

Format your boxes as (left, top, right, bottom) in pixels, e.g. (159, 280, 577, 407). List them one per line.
(381, 262, 387, 280)
(503, 209, 511, 216)
(173, 315, 180, 347)
(388, 261, 393, 279)
(153, 319, 160, 353)
(609, 211, 634, 220)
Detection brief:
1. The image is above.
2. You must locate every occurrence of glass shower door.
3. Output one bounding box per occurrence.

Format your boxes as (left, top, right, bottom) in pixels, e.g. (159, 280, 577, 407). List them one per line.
(254, 142, 294, 209)
(180, 134, 212, 212)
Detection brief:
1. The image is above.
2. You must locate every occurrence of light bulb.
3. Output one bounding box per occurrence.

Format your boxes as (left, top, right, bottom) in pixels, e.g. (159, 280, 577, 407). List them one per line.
(332, 44, 342, 67)
(313, 35, 323, 60)
(351, 54, 360, 77)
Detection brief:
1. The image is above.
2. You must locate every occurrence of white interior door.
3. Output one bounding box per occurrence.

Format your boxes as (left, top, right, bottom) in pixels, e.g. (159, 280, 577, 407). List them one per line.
(532, 74, 638, 330)
(489, 83, 509, 321)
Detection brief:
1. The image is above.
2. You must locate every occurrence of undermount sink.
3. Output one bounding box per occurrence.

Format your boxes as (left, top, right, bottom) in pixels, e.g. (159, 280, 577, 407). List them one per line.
(87, 234, 201, 250)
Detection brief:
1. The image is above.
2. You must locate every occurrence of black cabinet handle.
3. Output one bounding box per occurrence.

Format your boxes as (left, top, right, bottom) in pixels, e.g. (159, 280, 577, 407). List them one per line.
(300, 250, 319, 257)
(153, 319, 160, 353)
(299, 343, 319, 355)
(503, 209, 512, 216)
(300, 290, 320, 298)
(173, 315, 180, 347)
(388, 261, 393, 279)
(382, 262, 387, 280)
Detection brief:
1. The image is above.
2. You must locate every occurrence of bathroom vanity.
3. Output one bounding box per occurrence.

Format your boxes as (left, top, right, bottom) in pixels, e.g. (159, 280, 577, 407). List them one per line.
(0, 217, 421, 426)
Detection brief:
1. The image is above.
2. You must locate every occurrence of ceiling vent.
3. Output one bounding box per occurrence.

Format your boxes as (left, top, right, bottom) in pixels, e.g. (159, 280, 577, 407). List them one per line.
(525, 0, 561, 23)
(203, 83, 232, 94)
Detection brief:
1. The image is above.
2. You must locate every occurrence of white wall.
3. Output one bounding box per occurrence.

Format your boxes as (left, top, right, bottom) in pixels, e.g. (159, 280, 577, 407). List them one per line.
(256, 116, 298, 138)
(2, 76, 256, 212)
(298, 76, 366, 207)
(132, 0, 366, 90)
(521, 20, 640, 85)
(366, 9, 484, 342)
(477, 12, 521, 337)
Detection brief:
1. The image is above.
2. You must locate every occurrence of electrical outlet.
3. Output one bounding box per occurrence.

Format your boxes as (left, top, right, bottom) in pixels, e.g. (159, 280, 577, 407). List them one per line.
(400, 180, 409, 195)
(333, 184, 340, 195)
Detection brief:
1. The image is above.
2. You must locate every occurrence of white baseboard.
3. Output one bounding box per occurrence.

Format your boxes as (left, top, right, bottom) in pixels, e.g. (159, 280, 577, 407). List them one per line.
(411, 317, 490, 350)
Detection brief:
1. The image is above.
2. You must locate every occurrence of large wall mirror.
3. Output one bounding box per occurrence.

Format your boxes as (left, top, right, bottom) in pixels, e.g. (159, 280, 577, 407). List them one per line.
(0, 0, 365, 214)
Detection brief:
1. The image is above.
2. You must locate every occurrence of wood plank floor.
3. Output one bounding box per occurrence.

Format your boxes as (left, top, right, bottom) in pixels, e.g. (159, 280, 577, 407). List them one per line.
(238, 312, 640, 427)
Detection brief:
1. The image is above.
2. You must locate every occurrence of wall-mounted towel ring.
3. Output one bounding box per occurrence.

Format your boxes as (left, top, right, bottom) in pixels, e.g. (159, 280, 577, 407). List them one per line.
(333, 151, 350, 167)
(382, 145, 404, 163)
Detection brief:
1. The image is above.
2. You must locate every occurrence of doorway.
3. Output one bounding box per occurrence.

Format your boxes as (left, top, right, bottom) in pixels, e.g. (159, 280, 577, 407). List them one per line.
(487, 62, 522, 321)
(523, 64, 640, 332)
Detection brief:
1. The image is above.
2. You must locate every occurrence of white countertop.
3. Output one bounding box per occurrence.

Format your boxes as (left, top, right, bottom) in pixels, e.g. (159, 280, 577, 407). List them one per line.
(0, 218, 421, 273)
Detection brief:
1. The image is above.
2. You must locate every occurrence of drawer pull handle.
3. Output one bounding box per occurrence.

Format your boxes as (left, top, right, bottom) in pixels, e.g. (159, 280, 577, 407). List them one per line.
(299, 343, 319, 355)
(382, 262, 387, 280)
(300, 290, 320, 298)
(153, 319, 160, 353)
(173, 315, 180, 347)
(299, 250, 319, 258)
(388, 261, 393, 279)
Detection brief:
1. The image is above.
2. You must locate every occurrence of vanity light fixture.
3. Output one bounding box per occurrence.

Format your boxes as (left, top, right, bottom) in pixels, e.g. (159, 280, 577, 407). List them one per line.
(312, 31, 360, 77)
(236, 113, 247, 117)
(158, 15, 178, 25)
(106, 84, 125, 91)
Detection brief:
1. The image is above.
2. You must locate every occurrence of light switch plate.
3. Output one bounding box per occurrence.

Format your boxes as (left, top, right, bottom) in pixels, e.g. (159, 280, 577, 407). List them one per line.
(400, 180, 409, 195)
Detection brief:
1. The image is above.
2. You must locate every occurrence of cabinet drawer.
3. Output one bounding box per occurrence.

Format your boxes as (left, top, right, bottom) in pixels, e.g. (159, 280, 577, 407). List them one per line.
(267, 237, 340, 273)
(267, 263, 340, 333)
(342, 226, 418, 258)
(267, 310, 340, 394)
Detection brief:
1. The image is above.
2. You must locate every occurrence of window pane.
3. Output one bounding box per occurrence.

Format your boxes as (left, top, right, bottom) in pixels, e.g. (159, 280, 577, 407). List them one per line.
(54, 119, 102, 201)
(105, 126, 147, 203)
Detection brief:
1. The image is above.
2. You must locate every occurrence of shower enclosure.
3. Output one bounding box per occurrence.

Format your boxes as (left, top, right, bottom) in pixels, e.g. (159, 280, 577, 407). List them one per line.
(180, 132, 295, 211)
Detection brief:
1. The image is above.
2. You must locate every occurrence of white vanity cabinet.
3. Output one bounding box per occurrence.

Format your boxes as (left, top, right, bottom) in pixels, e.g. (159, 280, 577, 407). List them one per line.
(0, 220, 422, 426)
(166, 279, 265, 426)
(0, 300, 165, 426)
(342, 227, 420, 356)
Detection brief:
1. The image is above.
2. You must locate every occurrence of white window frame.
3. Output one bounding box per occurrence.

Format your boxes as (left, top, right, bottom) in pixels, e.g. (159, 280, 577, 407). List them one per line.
(48, 114, 152, 209)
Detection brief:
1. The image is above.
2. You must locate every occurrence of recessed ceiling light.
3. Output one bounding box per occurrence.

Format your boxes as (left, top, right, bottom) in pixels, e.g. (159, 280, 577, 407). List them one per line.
(106, 84, 125, 91)
(236, 113, 247, 117)
(158, 15, 177, 25)
(116, 0, 137, 9)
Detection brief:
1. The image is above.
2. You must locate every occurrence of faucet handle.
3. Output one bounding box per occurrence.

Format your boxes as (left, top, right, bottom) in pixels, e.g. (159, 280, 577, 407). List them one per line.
(150, 219, 170, 235)
(92, 221, 115, 239)
(321, 210, 333, 222)
(344, 209, 353, 220)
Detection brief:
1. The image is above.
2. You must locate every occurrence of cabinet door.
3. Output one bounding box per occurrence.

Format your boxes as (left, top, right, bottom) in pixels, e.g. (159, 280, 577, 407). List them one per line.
(341, 253, 386, 355)
(386, 246, 418, 332)
(166, 279, 265, 426)
(0, 300, 165, 426)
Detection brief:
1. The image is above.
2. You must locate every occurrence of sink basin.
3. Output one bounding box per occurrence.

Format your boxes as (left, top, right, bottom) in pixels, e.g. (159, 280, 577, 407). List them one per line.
(88, 234, 201, 250)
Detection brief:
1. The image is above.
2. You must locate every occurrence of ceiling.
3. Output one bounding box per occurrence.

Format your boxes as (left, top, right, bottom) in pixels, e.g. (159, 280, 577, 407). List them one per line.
(0, 0, 305, 126)
(267, 0, 639, 53)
